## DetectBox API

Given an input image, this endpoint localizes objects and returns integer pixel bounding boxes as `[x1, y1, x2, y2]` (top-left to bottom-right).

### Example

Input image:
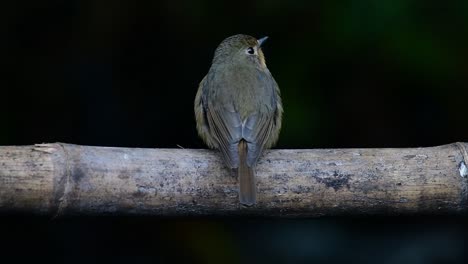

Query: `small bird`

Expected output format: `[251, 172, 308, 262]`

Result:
[194, 34, 283, 205]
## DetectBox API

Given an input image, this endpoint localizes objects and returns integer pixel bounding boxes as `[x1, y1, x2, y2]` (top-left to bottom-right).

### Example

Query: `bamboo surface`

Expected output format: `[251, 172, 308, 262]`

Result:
[0, 143, 467, 216]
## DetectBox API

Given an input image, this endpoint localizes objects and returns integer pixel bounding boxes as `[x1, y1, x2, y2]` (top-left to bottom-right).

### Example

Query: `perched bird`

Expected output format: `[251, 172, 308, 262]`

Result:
[194, 34, 283, 205]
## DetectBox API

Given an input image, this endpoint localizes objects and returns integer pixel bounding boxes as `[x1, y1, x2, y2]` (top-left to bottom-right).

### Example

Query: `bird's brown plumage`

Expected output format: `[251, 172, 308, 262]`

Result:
[194, 34, 282, 205]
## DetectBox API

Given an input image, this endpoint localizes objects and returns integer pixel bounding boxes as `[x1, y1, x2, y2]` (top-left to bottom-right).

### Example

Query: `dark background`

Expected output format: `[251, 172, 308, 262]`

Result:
[2, 0, 468, 263]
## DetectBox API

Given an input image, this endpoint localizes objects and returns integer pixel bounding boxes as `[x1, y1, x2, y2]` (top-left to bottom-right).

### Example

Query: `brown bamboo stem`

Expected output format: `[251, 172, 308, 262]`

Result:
[0, 143, 467, 216]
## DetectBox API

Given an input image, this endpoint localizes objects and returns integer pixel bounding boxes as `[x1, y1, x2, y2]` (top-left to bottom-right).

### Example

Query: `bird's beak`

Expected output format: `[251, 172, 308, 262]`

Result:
[258, 36, 268, 47]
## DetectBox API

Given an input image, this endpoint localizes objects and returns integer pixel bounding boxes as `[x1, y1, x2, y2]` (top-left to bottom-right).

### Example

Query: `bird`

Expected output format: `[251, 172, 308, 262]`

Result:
[194, 34, 283, 206]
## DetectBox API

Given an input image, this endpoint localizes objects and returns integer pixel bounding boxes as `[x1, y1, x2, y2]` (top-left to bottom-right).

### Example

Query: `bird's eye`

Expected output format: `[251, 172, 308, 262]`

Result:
[247, 47, 255, 55]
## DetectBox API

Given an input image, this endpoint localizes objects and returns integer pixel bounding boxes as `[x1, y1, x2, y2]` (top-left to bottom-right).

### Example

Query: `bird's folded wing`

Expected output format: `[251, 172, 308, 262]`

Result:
[206, 105, 242, 168]
[242, 113, 275, 167]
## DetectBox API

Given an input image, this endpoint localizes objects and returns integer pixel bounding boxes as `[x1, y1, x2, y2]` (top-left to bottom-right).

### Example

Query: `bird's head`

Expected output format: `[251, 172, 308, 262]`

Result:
[213, 34, 268, 68]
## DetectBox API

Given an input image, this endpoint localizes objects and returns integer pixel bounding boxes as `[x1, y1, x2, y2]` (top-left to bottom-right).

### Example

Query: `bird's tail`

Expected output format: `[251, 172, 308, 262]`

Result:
[238, 140, 256, 206]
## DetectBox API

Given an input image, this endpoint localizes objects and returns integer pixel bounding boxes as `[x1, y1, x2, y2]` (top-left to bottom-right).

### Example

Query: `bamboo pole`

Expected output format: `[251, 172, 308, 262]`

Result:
[0, 143, 467, 217]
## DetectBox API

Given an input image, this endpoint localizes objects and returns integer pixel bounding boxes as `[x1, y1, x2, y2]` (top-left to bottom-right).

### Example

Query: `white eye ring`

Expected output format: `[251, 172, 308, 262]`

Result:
[246, 47, 256, 55]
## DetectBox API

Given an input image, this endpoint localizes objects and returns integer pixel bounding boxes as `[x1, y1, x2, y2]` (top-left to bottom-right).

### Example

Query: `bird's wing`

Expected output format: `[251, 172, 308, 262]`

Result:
[243, 73, 282, 167]
[242, 112, 276, 167]
[205, 103, 242, 168]
[196, 75, 243, 168]
[195, 76, 216, 149]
